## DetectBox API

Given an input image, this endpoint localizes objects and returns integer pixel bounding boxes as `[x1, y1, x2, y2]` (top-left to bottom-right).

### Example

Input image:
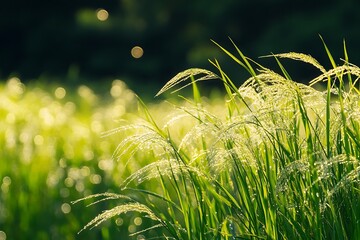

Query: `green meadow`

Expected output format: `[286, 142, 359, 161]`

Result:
[0, 78, 141, 239]
[1, 41, 360, 239]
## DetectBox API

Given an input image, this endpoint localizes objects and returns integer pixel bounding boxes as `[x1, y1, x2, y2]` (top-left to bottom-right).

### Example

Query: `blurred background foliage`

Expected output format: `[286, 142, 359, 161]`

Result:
[1, 1, 360, 239]
[1, 0, 359, 97]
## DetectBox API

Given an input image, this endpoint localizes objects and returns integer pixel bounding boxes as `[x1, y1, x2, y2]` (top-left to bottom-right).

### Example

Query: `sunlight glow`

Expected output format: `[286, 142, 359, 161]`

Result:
[131, 46, 144, 59]
[96, 9, 109, 21]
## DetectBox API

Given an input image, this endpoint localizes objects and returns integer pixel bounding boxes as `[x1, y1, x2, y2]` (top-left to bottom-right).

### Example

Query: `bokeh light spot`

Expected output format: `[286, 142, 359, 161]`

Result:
[2, 176, 11, 186]
[39, 108, 55, 127]
[0, 231, 6, 240]
[64, 177, 74, 187]
[7, 77, 25, 96]
[77, 85, 97, 103]
[60, 188, 70, 198]
[96, 9, 109, 21]
[83, 150, 94, 161]
[134, 217, 142, 226]
[98, 159, 114, 171]
[110, 80, 125, 98]
[128, 224, 136, 233]
[90, 174, 102, 184]
[115, 217, 123, 226]
[75, 182, 85, 192]
[61, 203, 71, 214]
[34, 135, 44, 146]
[131, 46, 144, 59]
[1, 176, 11, 193]
[137, 235, 145, 240]
[55, 87, 66, 99]
[91, 120, 103, 133]
[80, 166, 90, 177]
[6, 113, 15, 124]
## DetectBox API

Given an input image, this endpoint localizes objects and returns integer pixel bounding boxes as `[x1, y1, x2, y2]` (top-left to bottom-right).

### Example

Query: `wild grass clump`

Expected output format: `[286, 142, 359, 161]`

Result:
[77, 39, 360, 239]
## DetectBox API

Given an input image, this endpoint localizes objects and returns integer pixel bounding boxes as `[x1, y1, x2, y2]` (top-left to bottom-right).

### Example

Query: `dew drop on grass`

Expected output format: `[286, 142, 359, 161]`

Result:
[136, 178, 143, 184]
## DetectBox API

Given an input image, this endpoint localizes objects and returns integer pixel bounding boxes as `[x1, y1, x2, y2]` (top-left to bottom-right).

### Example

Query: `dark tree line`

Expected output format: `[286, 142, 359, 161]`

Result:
[1, 0, 359, 93]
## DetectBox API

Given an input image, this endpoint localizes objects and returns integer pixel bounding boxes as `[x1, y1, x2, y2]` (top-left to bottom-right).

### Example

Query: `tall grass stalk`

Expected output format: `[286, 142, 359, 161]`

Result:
[76, 40, 360, 239]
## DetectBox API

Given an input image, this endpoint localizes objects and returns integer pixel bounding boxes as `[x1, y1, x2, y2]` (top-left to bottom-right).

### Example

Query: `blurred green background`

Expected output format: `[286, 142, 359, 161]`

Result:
[1, 0, 359, 96]
[1, 1, 360, 239]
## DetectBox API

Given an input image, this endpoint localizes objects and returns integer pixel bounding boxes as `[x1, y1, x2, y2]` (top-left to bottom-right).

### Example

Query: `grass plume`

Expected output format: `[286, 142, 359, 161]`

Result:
[77, 39, 360, 239]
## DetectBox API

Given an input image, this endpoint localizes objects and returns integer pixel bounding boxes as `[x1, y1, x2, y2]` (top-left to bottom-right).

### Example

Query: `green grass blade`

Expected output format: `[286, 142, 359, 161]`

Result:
[320, 35, 337, 69]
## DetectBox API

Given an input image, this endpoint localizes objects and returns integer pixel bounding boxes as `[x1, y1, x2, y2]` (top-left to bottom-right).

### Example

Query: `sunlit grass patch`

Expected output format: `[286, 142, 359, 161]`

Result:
[77, 39, 360, 239]
[0, 78, 140, 239]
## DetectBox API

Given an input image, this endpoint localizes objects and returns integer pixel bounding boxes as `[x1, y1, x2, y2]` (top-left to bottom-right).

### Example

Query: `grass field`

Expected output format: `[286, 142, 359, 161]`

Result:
[1, 40, 360, 239]
[0, 78, 144, 239]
